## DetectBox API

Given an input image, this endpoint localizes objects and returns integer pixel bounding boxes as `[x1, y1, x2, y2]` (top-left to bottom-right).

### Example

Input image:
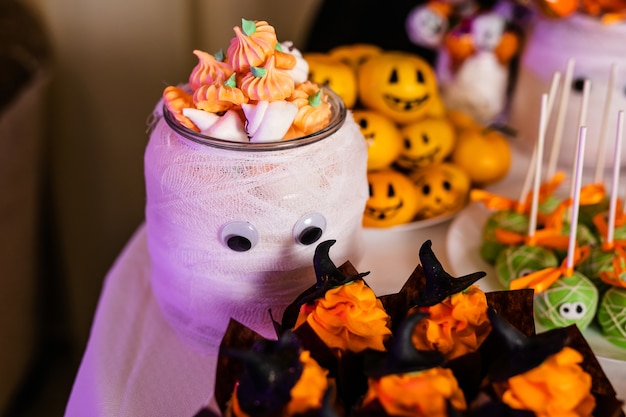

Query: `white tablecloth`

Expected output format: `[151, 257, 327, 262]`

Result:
[64, 227, 217, 416]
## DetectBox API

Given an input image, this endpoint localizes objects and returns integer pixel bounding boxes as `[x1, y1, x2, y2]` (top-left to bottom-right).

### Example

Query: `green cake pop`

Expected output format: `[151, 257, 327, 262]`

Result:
[577, 245, 619, 295]
[597, 286, 626, 349]
[480, 210, 529, 265]
[594, 210, 626, 241]
[538, 195, 562, 216]
[552, 222, 598, 261]
[494, 245, 558, 289]
[534, 271, 598, 331]
[578, 196, 610, 231]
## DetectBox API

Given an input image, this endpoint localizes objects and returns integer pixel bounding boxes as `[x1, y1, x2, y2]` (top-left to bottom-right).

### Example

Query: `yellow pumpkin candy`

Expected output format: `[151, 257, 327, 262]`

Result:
[304, 53, 357, 108]
[451, 127, 511, 186]
[357, 52, 444, 125]
[396, 116, 456, 171]
[352, 110, 403, 171]
[328, 43, 383, 72]
[363, 169, 419, 228]
[410, 162, 470, 219]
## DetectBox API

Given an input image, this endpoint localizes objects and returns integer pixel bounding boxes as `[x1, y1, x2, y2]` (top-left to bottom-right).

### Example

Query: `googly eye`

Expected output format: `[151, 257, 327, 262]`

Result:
[571, 77, 589, 93]
[293, 212, 327, 245]
[220, 221, 259, 252]
[559, 302, 587, 320]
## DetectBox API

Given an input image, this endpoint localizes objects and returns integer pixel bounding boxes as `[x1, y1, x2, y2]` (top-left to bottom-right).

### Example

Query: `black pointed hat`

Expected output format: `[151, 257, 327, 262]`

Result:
[412, 240, 486, 307]
[296, 239, 370, 305]
[487, 307, 570, 382]
[222, 331, 303, 415]
[367, 311, 445, 378]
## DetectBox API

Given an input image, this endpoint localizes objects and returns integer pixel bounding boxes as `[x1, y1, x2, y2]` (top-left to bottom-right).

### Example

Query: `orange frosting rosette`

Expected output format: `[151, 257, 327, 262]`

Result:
[294, 279, 392, 354]
[162, 86, 199, 132]
[285, 350, 330, 416]
[239, 55, 295, 102]
[362, 368, 467, 417]
[494, 347, 595, 417]
[188, 49, 234, 91]
[411, 285, 491, 360]
[193, 74, 248, 113]
[227, 19, 278, 73]
[284, 81, 332, 138]
[231, 350, 330, 417]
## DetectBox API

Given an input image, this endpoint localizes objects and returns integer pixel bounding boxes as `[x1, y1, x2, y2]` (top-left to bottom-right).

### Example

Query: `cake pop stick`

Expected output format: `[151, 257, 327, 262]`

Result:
[566, 126, 587, 272]
[567, 79, 591, 215]
[518, 74, 561, 212]
[528, 94, 549, 240]
[593, 64, 618, 184]
[607, 111, 625, 246]
[547, 59, 575, 180]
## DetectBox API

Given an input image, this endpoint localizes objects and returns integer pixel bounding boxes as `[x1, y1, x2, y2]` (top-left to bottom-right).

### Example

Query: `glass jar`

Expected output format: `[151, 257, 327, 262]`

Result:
[144, 89, 368, 352]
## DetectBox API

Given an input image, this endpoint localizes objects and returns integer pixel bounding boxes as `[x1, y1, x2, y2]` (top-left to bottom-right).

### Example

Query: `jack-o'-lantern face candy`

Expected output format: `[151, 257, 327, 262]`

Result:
[304, 53, 357, 108]
[410, 162, 470, 219]
[328, 43, 383, 72]
[357, 52, 444, 125]
[363, 169, 419, 228]
[353, 110, 403, 170]
[396, 117, 456, 171]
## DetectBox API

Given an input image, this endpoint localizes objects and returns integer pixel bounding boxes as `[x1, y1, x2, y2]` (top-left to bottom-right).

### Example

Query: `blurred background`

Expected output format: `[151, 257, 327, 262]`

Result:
[1, 0, 430, 415]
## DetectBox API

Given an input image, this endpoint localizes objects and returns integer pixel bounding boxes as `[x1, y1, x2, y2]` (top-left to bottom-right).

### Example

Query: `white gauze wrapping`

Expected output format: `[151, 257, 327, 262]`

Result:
[508, 14, 626, 168]
[144, 110, 369, 353]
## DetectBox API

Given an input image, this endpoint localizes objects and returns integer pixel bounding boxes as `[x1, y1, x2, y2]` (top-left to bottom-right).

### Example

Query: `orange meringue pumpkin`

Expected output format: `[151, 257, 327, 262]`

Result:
[227, 19, 278, 73]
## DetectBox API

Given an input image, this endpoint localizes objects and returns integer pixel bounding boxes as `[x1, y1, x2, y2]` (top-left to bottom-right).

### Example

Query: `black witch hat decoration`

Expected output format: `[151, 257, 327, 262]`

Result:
[412, 240, 486, 307]
[222, 330, 304, 416]
[367, 311, 445, 378]
[292, 239, 370, 306]
[486, 307, 570, 382]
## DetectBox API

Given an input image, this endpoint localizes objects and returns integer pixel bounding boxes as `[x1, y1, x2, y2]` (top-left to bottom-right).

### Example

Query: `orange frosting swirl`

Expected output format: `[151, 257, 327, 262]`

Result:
[188, 50, 234, 91]
[193, 78, 248, 113]
[495, 347, 595, 417]
[362, 368, 467, 417]
[411, 285, 491, 360]
[294, 280, 392, 353]
[227, 19, 277, 73]
[287, 81, 332, 135]
[162, 86, 199, 132]
[239, 55, 295, 102]
[230, 350, 329, 417]
[286, 350, 330, 416]
[274, 49, 297, 70]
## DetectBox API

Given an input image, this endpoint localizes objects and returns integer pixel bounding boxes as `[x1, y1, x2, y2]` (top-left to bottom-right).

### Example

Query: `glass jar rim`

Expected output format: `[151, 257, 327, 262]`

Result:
[163, 87, 347, 152]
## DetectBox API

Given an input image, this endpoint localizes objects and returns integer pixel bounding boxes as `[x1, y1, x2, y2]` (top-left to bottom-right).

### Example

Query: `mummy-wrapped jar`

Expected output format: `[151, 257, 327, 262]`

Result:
[145, 90, 368, 352]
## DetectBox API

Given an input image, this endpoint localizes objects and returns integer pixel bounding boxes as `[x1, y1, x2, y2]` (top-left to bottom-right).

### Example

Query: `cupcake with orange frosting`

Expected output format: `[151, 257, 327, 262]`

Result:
[356, 312, 467, 417]
[193, 238, 625, 417]
[282, 240, 392, 358]
[224, 331, 332, 417]
[481, 308, 596, 417]
[162, 18, 335, 143]
[408, 240, 490, 361]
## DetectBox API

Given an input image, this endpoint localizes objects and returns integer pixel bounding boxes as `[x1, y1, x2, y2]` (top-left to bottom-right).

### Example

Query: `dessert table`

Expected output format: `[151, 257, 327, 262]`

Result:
[65, 139, 626, 416]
